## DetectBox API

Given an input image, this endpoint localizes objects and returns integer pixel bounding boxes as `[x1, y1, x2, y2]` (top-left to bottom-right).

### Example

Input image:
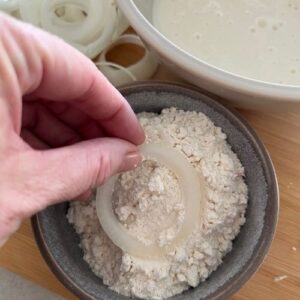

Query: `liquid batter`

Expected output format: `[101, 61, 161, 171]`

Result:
[153, 0, 300, 85]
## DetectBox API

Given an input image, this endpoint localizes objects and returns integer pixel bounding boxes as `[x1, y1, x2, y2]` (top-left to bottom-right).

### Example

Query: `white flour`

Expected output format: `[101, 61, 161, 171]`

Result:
[67, 108, 248, 299]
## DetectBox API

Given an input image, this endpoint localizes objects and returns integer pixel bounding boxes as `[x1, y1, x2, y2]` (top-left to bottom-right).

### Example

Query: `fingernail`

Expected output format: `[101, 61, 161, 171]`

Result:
[137, 128, 146, 145]
[120, 151, 142, 172]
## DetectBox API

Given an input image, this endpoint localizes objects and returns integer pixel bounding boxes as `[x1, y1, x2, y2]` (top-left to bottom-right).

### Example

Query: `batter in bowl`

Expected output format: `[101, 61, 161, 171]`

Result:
[153, 0, 300, 85]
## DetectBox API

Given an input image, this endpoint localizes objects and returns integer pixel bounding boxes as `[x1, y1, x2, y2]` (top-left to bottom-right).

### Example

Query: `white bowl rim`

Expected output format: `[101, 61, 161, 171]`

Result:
[117, 0, 300, 103]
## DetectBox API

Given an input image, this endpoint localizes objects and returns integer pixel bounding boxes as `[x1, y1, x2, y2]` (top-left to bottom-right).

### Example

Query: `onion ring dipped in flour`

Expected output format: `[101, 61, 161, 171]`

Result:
[0, 0, 19, 12]
[95, 34, 158, 86]
[96, 143, 204, 259]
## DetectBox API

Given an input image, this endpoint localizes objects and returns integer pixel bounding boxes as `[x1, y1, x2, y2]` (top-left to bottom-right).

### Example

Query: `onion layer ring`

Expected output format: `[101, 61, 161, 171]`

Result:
[54, 4, 86, 24]
[0, 0, 19, 12]
[40, 0, 105, 44]
[96, 34, 158, 86]
[112, 2, 129, 40]
[19, 0, 41, 26]
[71, 2, 116, 59]
[96, 143, 204, 258]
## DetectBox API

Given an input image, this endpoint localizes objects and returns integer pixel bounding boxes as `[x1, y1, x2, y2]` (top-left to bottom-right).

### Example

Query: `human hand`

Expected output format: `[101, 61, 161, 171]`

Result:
[0, 13, 145, 246]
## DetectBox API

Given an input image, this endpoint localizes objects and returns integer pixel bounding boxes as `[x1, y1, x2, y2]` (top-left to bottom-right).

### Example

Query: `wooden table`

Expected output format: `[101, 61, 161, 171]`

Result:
[0, 60, 300, 300]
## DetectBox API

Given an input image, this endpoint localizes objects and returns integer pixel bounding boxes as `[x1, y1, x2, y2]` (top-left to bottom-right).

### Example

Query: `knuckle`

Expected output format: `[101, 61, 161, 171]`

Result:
[94, 151, 112, 186]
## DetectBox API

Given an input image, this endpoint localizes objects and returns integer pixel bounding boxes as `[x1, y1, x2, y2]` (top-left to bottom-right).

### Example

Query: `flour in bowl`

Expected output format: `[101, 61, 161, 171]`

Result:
[67, 108, 248, 299]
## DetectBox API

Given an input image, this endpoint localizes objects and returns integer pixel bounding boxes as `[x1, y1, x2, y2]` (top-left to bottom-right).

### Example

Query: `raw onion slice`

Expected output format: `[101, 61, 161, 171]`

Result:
[19, 0, 41, 26]
[10, 0, 130, 60]
[40, 0, 105, 44]
[10, 9, 21, 19]
[71, 3, 116, 59]
[95, 34, 158, 86]
[112, 2, 129, 40]
[96, 143, 204, 258]
[95, 61, 137, 83]
[0, 0, 19, 12]
[54, 6, 65, 17]
[54, 4, 86, 24]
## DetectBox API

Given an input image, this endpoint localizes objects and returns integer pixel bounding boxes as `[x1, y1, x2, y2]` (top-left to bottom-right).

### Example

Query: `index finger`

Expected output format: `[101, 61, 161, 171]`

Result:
[3, 14, 145, 145]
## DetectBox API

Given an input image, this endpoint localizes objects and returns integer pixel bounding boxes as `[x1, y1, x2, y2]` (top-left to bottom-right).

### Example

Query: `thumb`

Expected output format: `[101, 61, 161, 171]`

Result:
[26, 138, 141, 212]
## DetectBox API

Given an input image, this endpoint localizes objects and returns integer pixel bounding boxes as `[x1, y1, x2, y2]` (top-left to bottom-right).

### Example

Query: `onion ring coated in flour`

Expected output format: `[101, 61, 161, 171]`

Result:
[96, 143, 204, 258]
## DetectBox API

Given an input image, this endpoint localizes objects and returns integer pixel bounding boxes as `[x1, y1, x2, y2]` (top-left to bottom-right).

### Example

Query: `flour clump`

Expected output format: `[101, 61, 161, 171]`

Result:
[67, 108, 248, 299]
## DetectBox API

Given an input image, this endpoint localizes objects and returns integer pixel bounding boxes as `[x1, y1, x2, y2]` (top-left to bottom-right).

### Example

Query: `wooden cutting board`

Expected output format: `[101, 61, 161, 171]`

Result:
[0, 52, 300, 300]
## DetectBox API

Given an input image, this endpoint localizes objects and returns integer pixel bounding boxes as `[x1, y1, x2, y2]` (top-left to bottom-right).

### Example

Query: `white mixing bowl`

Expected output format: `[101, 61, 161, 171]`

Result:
[117, 0, 300, 111]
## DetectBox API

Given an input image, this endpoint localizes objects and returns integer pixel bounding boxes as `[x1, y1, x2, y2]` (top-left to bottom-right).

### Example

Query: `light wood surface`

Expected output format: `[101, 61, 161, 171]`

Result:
[1, 51, 300, 300]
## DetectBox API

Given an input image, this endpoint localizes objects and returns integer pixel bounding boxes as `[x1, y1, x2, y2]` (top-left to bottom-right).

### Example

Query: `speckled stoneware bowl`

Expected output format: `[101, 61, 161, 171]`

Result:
[32, 82, 279, 300]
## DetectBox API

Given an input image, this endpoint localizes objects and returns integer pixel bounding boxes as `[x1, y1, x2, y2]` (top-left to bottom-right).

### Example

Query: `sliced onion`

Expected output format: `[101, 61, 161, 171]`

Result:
[95, 34, 158, 86]
[55, 6, 65, 17]
[11, 0, 130, 61]
[112, 2, 130, 40]
[40, 0, 105, 44]
[95, 61, 137, 83]
[14, 1, 154, 78]
[19, 0, 41, 26]
[71, 3, 116, 59]
[54, 4, 86, 23]
[10, 9, 21, 19]
[0, 0, 19, 12]
[96, 143, 205, 258]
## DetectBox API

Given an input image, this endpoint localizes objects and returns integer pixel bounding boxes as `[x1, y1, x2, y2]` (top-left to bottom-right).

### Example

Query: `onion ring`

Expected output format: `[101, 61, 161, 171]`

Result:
[0, 0, 19, 12]
[71, 2, 116, 59]
[54, 4, 86, 24]
[11, 9, 21, 19]
[8, 0, 131, 61]
[96, 34, 158, 85]
[112, 2, 129, 40]
[95, 61, 137, 83]
[96, 143, 204, 258]
[40, 0, 105, 44]
[19, 0, 41, 26]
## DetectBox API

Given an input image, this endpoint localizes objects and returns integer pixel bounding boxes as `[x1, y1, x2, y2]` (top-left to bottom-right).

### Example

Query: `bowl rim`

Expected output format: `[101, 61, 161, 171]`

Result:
[117, 0, 300, 103]
[32, 81, 279, 300]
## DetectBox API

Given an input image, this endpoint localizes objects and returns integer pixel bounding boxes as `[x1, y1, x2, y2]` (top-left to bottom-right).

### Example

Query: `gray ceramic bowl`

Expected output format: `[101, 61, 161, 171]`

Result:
[32, 82, 279, 300]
